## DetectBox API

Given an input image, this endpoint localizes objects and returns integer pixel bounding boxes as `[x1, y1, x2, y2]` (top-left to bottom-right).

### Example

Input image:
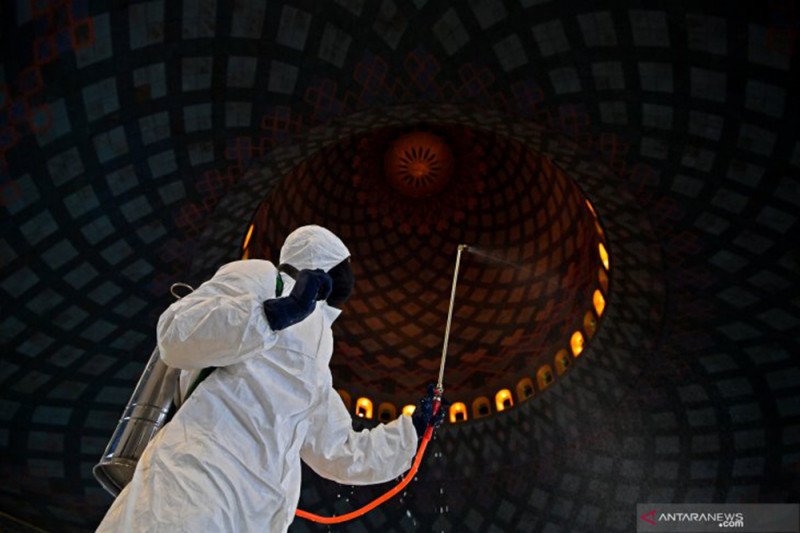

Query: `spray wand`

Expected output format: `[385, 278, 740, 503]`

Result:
[296, 244, 468, 524]
[427, 243, 467, 433]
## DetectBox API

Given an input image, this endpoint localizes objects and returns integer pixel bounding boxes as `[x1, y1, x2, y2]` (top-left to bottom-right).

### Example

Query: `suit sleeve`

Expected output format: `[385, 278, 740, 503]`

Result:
[300, 388, 418, 485]
[156, 262, 278, 369]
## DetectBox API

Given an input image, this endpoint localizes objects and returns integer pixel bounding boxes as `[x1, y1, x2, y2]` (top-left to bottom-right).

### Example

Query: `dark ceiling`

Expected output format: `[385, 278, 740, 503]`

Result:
[1, 0, 798, 531]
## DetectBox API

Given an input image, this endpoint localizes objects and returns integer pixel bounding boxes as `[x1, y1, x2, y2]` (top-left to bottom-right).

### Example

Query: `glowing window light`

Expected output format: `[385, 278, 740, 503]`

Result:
[598, 242, 610, 270]
[583, 310, 597, 338]
[593, 289, 606, 317]
[449, 402, 468, 423]
[537, 365, 554, 389]
[242, 224, 254, 250]
[516, 377, 535, 401]
[555, 349, 571, 375]
[355, 397, 373, 419]
[402, 404, 416, 416]
[570, 331, 585, 357]
[495, 389, 514, 412]
[585, 199, 597, 217]
[595, 220, 604, 237]
[472, 397, 491, 418]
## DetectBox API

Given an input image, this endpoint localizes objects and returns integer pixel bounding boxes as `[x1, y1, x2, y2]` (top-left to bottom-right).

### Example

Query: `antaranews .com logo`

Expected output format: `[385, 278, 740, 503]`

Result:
[640, 509, 744, 528]
[636, 503, 798, 532]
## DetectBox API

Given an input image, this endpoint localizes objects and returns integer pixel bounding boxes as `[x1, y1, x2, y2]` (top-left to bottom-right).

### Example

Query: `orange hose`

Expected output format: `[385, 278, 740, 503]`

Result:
[295, 426, 434, 525]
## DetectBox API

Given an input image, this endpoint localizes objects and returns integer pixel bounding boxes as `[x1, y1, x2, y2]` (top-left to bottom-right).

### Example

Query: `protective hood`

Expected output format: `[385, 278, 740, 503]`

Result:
[279, 225, 350, 273]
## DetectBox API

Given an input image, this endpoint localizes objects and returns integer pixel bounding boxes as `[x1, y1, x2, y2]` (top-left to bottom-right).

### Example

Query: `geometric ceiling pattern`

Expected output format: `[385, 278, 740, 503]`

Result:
[243, 123, 606, 406]
[1, 0, 798, 530]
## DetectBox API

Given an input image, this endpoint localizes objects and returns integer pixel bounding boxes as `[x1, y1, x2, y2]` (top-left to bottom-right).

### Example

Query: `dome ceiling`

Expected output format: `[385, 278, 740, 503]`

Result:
[1, 0, 798, 531]
[245, 124, 607, 406]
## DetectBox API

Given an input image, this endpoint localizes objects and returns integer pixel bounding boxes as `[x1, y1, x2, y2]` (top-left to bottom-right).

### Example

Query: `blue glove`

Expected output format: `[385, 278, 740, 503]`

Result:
[411, 384, 450, 438]
[263, 269, 332, 331]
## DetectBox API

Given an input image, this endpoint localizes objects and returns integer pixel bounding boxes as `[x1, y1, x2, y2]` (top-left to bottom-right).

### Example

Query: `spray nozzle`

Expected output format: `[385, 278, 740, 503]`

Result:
[457, 244, 469, 252]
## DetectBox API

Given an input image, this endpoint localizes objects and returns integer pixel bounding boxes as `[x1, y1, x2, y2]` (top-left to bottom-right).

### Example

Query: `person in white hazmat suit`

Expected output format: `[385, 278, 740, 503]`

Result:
[97, 225, 444, 532]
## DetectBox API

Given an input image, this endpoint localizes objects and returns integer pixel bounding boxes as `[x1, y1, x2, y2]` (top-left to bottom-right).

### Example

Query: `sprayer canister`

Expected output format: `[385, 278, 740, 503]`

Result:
[93, 347, 179, 496]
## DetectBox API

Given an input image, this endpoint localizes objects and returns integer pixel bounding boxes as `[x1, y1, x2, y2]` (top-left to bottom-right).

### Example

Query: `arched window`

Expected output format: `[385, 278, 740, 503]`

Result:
[472, 397, 491, 419]
[449, 402, 468, 423]
[583, 310, 597, 338]
[598, 242, 610, 270]
[554, 349, 572, 375]
[516, 377, 535, 401]
[585, 199, 597, 217]
[355, 397, 373, 419]
[594, 220, 604, 238]
[337, 389, 352, 411]
[598, 268, 609, 293]
[570, 331, 584, 357]
[495, 389, 514, 412]
[593, 289, 606, 317]
[242, 224, 254, 250]
[377, 402, 396, 422]
[402, 404, 416, 416]
[537, 365, 554, 389]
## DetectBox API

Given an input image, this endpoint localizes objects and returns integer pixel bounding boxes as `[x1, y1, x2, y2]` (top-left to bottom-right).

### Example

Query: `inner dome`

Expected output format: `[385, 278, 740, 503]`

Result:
[245, 124, 607, 411]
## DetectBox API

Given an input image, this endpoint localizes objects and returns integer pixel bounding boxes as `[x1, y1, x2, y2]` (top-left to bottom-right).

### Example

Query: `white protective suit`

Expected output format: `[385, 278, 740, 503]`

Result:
[97, 225, 418, 532]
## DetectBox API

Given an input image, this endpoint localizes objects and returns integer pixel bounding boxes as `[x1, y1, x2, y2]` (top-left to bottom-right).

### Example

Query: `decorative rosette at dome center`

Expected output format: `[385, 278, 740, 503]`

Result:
[351, 125, 487, 234]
